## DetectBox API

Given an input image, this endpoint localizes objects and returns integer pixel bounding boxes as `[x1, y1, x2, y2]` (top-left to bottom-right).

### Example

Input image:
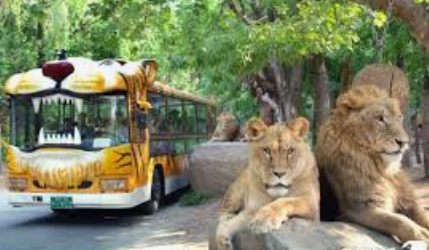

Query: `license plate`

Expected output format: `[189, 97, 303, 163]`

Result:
[50, 197, 73, 209]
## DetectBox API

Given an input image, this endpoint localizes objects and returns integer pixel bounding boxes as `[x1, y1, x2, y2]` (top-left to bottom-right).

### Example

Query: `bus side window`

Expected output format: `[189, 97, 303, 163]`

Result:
[148, 92, 167, 135]
[168, 97, 186, 155]
[183, 101, 197, 134]
[168, 97, 183, 134]
[207, 106, 215, 134]
[197, 105, 208, 134]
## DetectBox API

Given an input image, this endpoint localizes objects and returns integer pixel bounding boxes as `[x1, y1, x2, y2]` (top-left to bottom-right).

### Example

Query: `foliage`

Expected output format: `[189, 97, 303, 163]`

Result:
[0, 0, 426, 125]
[179, 190, 215, 207]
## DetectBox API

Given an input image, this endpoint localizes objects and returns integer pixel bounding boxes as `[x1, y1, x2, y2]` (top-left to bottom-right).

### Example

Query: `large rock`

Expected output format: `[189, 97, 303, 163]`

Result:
[352, 64, 409, 112]
[189, 142, 249, 195]
[209, 219, 401, 250]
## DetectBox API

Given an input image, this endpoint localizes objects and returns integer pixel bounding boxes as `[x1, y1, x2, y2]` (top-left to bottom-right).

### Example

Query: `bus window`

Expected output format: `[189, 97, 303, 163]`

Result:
[172, 139, 186, 155]
[197, 104, 208, 134]
[183, 101, 197, 134]
[80, 95, 129, 148]
[207, 106, 215, 133]
[187, 138, 199, 151]
[148, 92, 167, 135]
[11, 95, 128, 150]
[12, 98, 36, 150]
[150, 139, 170, 156]
[168, 97, 183, 134]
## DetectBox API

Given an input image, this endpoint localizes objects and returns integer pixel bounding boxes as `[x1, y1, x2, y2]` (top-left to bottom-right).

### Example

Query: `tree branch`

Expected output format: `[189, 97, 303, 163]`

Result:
[352, 0, 429, 53]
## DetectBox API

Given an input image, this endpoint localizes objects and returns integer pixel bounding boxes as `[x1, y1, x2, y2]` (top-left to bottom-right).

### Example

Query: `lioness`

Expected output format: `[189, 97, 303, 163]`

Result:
[216, 117, 320, 250]
[316, 84, 429, 244]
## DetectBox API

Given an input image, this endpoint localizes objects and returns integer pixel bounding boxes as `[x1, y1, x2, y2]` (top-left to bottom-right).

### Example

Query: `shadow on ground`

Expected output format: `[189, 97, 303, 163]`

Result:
[0, 190, 218, 250]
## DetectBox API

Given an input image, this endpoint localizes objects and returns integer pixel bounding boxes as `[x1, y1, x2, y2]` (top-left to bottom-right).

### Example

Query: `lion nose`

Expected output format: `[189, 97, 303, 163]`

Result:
[273, 171, 286, 178]
[395, 138, 408, 148]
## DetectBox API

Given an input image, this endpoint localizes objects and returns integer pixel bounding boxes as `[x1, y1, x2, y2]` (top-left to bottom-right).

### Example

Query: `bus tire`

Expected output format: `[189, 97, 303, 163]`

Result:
[142, 167, 164, 214]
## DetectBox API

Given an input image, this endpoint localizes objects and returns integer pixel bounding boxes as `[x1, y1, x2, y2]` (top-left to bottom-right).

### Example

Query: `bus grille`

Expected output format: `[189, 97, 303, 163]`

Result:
[33, 180, 93, 190]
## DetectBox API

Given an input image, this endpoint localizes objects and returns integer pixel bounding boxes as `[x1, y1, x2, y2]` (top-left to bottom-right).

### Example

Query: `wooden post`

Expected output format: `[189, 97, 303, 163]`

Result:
[414, 112, 422, 164]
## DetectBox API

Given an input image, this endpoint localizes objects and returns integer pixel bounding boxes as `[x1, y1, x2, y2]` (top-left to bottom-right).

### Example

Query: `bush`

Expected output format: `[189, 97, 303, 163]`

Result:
[179, 190, 216, 207]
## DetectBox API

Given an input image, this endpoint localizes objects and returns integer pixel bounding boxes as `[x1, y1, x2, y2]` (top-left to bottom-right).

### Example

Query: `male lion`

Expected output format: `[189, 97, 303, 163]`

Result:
[210, 112, 242, 142]
[316, 84, 429, 244]
[216, 117, 320, 250]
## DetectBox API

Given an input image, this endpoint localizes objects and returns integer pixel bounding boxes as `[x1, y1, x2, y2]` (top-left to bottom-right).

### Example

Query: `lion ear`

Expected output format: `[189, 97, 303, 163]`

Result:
[245, 118, 267, 141]
[288, 117, 309, 138]
[336, 85, 388, 113]
[336, 93, 361, 111]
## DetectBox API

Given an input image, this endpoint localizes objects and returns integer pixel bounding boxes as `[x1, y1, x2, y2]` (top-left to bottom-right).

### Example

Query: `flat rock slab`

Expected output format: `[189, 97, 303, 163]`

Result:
[209, 219, 401, 250]
[189, 142, 249, 195]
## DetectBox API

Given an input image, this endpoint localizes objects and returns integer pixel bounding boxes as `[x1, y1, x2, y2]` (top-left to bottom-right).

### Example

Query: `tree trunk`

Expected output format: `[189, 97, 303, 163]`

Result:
[37, 20, 45, 66]
[422, 72, 429, 179]
[403, 111, 413, 168]
[340, 55, 352, 94]
[414, 114, 422, 164]
[351, 0, 429, 53]
[268, 57, 301, 122]
[311, 54, 330, 143]
[256, 57, 302, 123]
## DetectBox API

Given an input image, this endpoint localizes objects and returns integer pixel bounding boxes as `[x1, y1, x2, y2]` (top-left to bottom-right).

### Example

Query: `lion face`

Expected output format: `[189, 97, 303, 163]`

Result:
[336, 85, 409, 168]
[217, 112, 238, 131]
[245, 117, 311, 198]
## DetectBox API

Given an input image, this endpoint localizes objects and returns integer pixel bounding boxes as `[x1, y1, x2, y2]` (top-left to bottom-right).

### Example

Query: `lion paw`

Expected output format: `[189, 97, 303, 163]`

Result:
[417, 226, 429, 243]
[217, 234, 234, 250]
[248, 208, 286, 234]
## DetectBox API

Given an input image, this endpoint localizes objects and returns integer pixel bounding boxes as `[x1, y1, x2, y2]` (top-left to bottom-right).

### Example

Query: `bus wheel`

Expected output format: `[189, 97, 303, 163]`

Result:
[143, 168, 163, 214]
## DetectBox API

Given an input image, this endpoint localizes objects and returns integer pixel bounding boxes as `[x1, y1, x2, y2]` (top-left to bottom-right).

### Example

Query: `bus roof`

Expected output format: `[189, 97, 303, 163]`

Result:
[3, 57, 216, 106]
[149, 82, 216, 106]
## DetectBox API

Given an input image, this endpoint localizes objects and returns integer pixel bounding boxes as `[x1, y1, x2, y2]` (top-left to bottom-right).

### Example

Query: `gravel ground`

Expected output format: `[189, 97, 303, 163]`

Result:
[133, 199, 220, 250]
[0, 165, 426, 250]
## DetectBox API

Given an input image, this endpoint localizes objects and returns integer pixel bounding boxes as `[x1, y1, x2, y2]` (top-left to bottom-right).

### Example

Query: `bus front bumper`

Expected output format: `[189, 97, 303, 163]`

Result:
[8, 185, 150, 209]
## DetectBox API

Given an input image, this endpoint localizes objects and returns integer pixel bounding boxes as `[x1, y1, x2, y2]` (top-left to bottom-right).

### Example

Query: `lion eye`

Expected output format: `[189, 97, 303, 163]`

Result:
[263, 147, 271, 159]
[287, 147, 295, 155]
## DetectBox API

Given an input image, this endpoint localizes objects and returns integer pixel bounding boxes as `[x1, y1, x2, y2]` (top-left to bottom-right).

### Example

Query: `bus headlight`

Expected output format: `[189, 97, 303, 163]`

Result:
[100, 179, 127, 192]
[9, 177, 28, 190]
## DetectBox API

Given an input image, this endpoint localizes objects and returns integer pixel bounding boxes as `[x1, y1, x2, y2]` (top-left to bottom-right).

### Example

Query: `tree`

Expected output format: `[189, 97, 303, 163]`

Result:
[422, 72, 429, 179]
[311, 54, 330, 142]
[0, 0, 426, 150]
[352, 0, 429, 53]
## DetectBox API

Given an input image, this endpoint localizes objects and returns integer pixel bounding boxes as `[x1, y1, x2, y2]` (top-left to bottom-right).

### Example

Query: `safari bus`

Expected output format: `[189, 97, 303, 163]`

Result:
[2, 57, 216, 214]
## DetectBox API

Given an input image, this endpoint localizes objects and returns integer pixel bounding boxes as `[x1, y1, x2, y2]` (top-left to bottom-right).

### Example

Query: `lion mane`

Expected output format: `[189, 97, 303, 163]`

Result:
[316, 84, 429, 244]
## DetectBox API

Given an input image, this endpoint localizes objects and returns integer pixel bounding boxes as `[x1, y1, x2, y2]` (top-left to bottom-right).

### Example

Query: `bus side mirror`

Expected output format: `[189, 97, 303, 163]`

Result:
[141, 60, 157, 86]
[138, 100, 152, 110]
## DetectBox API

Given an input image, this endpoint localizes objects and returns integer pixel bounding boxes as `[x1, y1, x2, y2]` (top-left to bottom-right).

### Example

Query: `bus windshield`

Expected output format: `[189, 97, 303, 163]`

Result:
[11, 94, 129, 151]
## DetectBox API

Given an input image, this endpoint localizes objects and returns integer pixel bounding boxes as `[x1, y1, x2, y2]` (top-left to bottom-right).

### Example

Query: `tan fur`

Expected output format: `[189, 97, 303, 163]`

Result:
[316, 84, 429, 244]
[216, 117, 320, 250]
[210, 112, 242, 142]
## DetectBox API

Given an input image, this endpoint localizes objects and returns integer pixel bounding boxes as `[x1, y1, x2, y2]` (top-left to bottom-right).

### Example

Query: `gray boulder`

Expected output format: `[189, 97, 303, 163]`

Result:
[209, 219, 401, 250]
[189, 142, 249, 195]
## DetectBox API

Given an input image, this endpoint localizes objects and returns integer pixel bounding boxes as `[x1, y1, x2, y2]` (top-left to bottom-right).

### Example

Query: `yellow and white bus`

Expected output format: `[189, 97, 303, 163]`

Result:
[3, 57, 216, 213]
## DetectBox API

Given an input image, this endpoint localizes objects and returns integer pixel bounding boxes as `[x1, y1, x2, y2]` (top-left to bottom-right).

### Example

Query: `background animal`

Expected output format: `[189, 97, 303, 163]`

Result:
[210, 112, 242, 142]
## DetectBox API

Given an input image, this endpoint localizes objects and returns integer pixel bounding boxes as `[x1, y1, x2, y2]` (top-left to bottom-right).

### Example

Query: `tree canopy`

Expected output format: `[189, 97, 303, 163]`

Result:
[0, 0, 427, 121]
